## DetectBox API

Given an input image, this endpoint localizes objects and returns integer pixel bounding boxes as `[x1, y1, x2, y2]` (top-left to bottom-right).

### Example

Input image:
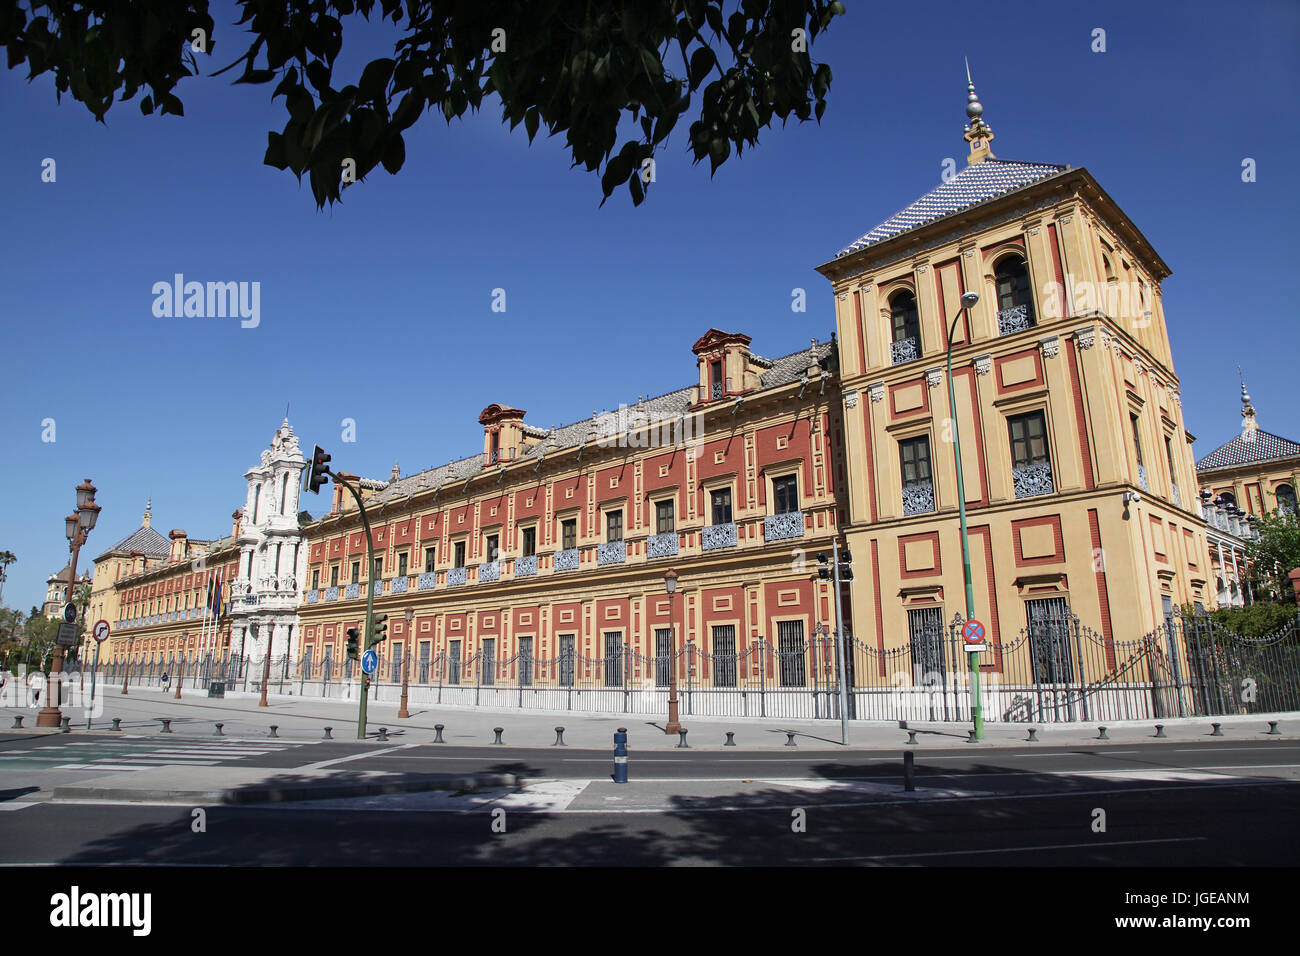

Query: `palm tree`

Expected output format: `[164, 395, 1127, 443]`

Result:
[0, 551, 15, 606]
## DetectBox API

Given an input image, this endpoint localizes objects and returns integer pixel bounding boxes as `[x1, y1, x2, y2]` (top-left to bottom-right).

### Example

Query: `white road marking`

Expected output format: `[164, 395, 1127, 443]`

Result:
[299, 743, 418, 770]
[810, 836, 1208, 862]
[0, 802, 37, 811]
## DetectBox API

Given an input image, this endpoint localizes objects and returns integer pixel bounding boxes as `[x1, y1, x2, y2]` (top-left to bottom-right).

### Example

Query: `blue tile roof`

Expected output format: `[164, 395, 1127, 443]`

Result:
[96, 524, 171, 561]
[1196, 429, 1300, 473]
[835, 159, 1068, 258]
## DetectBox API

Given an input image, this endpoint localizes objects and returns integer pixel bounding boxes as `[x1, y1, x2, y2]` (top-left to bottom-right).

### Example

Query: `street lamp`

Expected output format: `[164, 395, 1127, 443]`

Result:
[664, 569, 683, 735]
[174, 633, 186, 699]
[945, 292, 985, 740]
[399, 608, 413, 718]
[38, 479, 99, 728]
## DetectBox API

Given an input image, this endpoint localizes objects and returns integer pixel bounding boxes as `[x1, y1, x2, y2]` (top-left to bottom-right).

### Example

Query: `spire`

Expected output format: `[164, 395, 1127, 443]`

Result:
[143, 496, 152, 529]
[963, 59, 995, 164]
[1239, 366, 1258, 437]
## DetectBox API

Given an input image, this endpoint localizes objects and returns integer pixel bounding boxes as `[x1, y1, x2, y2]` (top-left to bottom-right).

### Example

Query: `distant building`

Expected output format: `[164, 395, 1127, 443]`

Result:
[42, 563, 91, 619]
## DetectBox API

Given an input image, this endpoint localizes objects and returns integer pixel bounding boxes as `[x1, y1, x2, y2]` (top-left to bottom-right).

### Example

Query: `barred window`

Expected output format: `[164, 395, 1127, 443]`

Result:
[712, 625, 737, 687]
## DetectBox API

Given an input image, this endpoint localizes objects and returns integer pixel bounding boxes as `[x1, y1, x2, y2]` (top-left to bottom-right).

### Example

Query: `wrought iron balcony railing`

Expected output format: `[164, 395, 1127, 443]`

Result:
[478, 561, 500, 583]
[1012, 461, 1054, 498]
[344, 583, 359, 600]
[1137, 464, 1149, 492]
[702, 522, 738, 551]
[647, 532, 678, 559]
[597, 541, 627, 566]
[901, 481, 935, 516]
[447, 567, 467, 587]
[515, 555, 538, 577]
[997, 303, 1034, 335]
[392, 576, 409, 594]
[764, 511, 805, 541]
[417, 571, 437, 590]
[554, 548, 580, 572]
[891, 335, 919, 365]
[324, 586, 339, 602]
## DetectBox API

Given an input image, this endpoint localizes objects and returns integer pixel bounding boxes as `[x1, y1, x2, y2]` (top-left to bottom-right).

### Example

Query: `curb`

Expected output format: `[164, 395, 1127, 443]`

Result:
[51, 772, 519, 806]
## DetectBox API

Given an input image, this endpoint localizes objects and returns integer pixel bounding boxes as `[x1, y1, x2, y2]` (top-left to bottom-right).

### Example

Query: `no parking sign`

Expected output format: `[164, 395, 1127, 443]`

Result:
[963, 619, 987, 653]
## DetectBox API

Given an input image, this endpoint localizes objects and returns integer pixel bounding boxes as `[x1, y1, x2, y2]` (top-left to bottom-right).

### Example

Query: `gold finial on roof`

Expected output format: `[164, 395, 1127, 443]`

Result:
[963, 59, 995, 164]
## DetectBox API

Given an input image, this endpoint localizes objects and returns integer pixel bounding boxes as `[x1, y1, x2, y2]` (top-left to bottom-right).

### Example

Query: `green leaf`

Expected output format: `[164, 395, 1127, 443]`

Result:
[524, 106, 539, 142]
[381, 133, 405, 174]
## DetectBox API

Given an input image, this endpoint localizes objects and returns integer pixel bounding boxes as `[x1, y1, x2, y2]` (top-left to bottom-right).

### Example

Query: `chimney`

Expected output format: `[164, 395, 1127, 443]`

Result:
[232, 508, 244, 540]
[168, 529, 188, 562]
[479, 404, 528, 465]
[691, 329, 756, 405]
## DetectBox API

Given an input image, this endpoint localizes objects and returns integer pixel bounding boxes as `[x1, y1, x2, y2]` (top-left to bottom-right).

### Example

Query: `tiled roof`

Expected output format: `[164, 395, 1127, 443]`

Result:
[835, 159, 1068, 258]
[1196, 429, 1300, 473]
[356, 339, 836, 510]
[96, 524, 171, 561]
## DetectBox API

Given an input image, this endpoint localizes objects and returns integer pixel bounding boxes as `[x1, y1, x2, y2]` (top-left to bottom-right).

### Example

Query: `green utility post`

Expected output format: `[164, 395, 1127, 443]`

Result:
[947, 295, 983, 740]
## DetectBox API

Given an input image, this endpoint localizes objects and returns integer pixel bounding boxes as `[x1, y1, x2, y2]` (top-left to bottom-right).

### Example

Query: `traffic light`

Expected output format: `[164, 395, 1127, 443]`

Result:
[345, 627, 360, 661]
[840, 548, 854, 582]
[369, 613, 388, 647]
[816, 550, 853, 581]
[817, 553, 831, 580]
[305, 444, 331, 494]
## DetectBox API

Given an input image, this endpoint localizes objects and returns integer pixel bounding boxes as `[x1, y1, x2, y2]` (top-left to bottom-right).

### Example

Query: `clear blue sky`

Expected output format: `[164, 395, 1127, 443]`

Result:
[1, 0, 1297, 611]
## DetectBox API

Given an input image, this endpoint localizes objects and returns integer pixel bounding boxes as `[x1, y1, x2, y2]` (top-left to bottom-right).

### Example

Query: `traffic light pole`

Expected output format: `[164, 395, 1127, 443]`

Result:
[947, 311, 983, 740]
[329, 472, 379, 740]
[832, 539, 849, 746]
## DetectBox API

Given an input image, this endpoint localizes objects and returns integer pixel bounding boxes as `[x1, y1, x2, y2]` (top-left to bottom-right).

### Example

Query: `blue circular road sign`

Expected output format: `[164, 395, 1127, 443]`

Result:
[361, 649, 378, 675]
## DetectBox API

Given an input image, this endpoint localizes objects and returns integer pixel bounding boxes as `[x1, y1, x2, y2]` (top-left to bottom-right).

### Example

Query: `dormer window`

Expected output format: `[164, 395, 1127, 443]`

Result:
[711, 360, 724, 400]
[995, 255, 1035, 334]
[889, 291, 920, 365]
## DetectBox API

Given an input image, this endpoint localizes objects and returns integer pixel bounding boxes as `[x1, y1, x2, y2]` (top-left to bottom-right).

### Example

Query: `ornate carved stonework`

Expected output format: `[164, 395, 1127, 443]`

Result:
[844, 388, 859, 409]
[1075, 326, 1097, 350]
[868, 382, 885, 403]
[973, 354, 991, 376]
[926, 367, 943, 388]
[1039, 334, 1060, 359]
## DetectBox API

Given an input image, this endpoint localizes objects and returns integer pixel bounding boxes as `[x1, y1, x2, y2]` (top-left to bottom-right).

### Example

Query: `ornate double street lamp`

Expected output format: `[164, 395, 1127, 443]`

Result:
[664, 569, 683, 736]
[399, 608, 413, 718]
[946, 291, 984, 740]
[37, 479, 100, 728]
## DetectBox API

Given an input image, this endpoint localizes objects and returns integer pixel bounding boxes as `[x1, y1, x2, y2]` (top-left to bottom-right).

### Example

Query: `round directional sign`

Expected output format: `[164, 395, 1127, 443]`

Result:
[962, 619, 986, 644]
[93, 619, 111, 643]
[361, 649, 378, 675]
[62, 602, 78, 624]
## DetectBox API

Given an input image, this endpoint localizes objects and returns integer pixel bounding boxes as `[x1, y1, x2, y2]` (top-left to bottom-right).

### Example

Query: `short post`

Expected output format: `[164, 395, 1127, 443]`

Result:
[323, 726, 333, 739]
[213, 722, 224, 736]
[1026, 727, 1038, 742]
[613, 727, 628, 784]
[965, 729, 977, 743]
[906, 730, 918, 745]
[268, 725, 279, 738]
[553, 726, 566, 746]
[676, 728, 690, 749]
[110, 717, 121, 732]
[1097, 726, 1108, 740]
[377, 727, 388, 741]
[903, 750, 916, 792]
[157, 718, 172, 734]
[492, 726, 504, 745]
[10, 715, 22, 729]
[1154, 724, 1167, 738]
[1267, 721, 1280, 736]
[60, 716, 71, 733]
[433, 723, 445, 743]
[784, 731, 797, 747]
[1210, 723, 1223, 737]
[724, 732, 736, 747]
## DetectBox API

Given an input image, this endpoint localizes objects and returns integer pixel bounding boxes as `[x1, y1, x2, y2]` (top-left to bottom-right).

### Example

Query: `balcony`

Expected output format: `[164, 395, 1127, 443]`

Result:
[392, 576, 409, 594]
[764, 512, 805, 541]
[647, 532, 678, 559]
[447, 567, 467, 587]
[417, 571, 437, 590]
[306, 589, 319, 604]
[1012, 462, 1054, 499]
[702, 522, 738, 551]
[711, 382, 723, 400]
[372, 580, 384, 597]
[555, 548, 580, 572]
[901, 482, 935, 516]
[1137, 464, 1149, 492]
[345, 583, 360, 600]
[324, 586, 339, 602]
[997, 303, 1034, 335]
[515, 555, 538, 578]
[598, 541, 627, 566]
[891, 336, 919, 366]
[479, 561, 500, 583]
[1172, 483, 1181, 507]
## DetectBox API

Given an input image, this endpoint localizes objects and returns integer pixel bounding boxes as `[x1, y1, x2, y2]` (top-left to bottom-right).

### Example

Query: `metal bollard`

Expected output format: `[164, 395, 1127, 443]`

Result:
[60, 717, 71, 733]
[322, 726, 333, 739]
[110, 718, 121, 732]
[492, 727, 504, 745]
[1210, 723, 1223, 737]
[903, 750, 916, 792]
[433, 724, 445, 744]
[1267, 721, 1280, 736]
[1097, 726, 1108, 740]
[268, 725, 279, 738]
[9, 716, 21, 729]
[157, 718, 172, 734]
[676, 728, 690, 749]
[553, 726, 566, 746]
[214, 722, 224, 736]
[1026, 727, 1038, 742]
[1154, 724, 1167, 738]
[965, 729, 977, 743]
[377, 727, 389, 742]
[784, 731, 797, 747]
[906, 731, 918, 746]
[613, 728, 628, 784]
[724, 732, 736, 747]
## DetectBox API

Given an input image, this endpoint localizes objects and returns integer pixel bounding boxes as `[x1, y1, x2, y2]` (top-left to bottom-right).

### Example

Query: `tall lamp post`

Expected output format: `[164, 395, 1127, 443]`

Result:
[664, 569, 682, 735]
[399, 608, 413, 718]
[946, 291, 984, 740]
[174, 634, 186, 699]
[37, 479, 100, 728]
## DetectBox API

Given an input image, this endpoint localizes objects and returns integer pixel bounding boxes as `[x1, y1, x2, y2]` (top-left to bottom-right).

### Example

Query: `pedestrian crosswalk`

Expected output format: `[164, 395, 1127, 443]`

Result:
[0, 737, 300, 772]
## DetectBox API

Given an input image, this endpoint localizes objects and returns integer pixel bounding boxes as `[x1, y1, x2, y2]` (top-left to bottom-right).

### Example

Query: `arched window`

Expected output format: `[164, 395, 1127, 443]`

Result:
[281, 473, 290, 514]
[1277, 484, 1296, 515]
[1218, 491, 1237, 509]
[889, 290, 920, 365]
[994, 255, 1035, 334]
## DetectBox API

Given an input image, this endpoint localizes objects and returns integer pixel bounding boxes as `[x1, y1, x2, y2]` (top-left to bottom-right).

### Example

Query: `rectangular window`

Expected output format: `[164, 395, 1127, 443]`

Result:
[424, 547, 436, 573]
[480, 639, 496, 686]
[606, 510, 623, 542]
[604, 632, 624, 687]
[1131, 414, 1145, 466]
[1165, 436, 1177, 479]
[655, 628, 672, 687]
[777, 620, 806, 687]
[908, 606, 946, 685]
[711, 359, 723, 399]
[522, 526, 536, 557]
[1009, 411, 1050, 468]
[711, 488, 733, 525]
[561, 518, 577, 551]
[453, 541, 466, 568]
[518, 636, 533, 687]
[397, 552, 407, 577]
[900, 436, 932, 486]
[485, 534, 499, 562]
[372, 556, 382, 579]
[559, 635, 575, 686]
[312, 568, 321, 589]
[418, 642, 430, 683]
[1025, 597, 1074, 684]
[773, 475, 799, 514]
[330, 566, 339, 587]
[655, 500, 675, 534]
[351, 561, 360, 584]
[712, 625, 737, 687]
[448, 640, 462, 685]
